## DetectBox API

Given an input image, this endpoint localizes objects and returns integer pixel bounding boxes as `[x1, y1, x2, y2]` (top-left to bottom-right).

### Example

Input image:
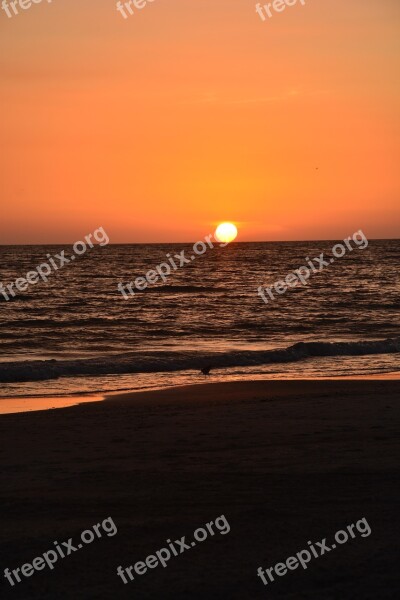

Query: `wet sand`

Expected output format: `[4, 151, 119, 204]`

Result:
[0, 395, 103, 415]
[1, 372, 399, 416]
[0, 379, 399, 599]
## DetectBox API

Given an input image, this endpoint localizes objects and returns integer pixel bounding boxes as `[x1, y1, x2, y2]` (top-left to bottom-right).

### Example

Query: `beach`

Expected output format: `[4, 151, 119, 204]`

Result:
[2, 0, 399, 598]
[0, 379, 399, 599]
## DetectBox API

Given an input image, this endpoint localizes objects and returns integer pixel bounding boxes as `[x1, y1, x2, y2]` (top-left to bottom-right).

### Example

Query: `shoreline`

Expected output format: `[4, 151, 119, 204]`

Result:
[0, 394, 104, 415]
[0, 373, 399, 415]
[0, 372, 400, 415]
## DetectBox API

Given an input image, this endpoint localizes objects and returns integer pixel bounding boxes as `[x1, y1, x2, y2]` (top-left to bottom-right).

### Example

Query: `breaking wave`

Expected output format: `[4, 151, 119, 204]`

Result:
[0, 337, 399, 384]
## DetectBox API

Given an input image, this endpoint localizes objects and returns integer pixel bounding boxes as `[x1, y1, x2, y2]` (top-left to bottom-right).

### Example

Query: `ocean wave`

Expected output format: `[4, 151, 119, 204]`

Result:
[134, 285, 223, 294]
[0, 337, 399, 384]
[0, 317, 144, 329]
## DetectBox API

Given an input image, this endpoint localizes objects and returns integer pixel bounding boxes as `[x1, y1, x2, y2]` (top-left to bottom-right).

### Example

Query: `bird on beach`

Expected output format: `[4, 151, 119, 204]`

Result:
[201, 365, 212, 376]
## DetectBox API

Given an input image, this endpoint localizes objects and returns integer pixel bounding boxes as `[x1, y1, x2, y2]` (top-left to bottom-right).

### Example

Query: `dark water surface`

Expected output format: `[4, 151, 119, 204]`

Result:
[0, 240, 399, 398]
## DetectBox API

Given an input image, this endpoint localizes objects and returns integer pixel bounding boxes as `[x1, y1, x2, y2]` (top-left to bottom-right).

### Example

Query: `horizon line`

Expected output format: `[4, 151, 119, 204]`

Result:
[0, 237, 399, 246]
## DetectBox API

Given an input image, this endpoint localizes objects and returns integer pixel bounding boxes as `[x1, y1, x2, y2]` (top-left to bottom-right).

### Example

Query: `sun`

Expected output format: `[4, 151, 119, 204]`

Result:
[215, 222, 238, 244]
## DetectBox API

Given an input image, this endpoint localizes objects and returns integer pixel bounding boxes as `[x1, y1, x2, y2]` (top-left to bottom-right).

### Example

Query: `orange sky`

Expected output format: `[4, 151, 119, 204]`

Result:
[0, 0, 399, 243]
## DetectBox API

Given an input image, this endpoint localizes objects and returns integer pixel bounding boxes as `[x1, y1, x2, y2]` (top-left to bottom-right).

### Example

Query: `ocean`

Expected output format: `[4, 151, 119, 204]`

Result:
[0, 240, 399, 400]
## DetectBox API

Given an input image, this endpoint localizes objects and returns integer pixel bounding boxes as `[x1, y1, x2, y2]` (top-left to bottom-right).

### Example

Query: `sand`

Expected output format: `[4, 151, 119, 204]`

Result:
[0, 379, 399, 599]
[0, 395, 104, 416]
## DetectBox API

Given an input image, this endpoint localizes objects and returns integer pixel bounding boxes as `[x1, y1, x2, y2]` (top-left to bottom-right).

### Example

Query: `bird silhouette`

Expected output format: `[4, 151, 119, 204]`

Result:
[201, 365, 212, 376]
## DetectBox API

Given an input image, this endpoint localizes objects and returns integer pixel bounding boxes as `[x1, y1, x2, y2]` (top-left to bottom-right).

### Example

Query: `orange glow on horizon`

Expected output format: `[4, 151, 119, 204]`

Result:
[0, 0, 399, 243]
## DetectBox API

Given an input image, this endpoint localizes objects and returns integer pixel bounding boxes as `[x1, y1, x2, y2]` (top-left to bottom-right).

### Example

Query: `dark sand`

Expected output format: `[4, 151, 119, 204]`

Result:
[0, 380, 399, 599]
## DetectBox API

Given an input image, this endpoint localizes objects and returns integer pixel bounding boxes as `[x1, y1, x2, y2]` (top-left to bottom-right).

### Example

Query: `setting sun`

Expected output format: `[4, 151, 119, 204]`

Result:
[215, 223, 238, 244]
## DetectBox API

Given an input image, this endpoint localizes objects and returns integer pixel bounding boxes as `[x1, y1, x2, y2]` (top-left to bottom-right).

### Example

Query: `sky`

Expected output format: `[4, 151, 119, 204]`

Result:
[0, 0, 399, 243]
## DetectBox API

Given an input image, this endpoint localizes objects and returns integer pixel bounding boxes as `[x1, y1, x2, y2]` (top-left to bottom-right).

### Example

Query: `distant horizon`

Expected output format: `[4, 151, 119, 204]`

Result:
[1, 236, 399, 247]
